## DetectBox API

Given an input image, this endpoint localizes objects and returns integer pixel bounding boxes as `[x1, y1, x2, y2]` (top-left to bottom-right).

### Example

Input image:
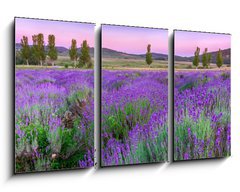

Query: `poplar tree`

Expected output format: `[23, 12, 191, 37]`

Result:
[31, 34, 45, 66]
[37, 33, 46, 66]
[206, 53, 212, 68]
[193, 47, 200, 69]
[47, 34, 58, 66]
[146, 44, 153, 67]
[216, 49, 223, 68]
[202, 48, 208, 68]
[79, 40, 92, 68]
[20, 36, 31, 65]
[31, 35, 39, 64]
[69, 39, 78, 67]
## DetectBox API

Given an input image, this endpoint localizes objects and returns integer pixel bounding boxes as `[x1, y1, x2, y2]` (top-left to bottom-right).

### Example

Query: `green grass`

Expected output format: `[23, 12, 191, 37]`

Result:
[174, 61, 230, 69]
[102, 58, 168, 69]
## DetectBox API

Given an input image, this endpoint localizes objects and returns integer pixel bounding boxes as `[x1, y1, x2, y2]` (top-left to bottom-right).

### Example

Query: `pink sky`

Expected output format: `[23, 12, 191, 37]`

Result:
[175, 30, 231, 56]
[15, 17, 95, 48]
[102, 25, 168, 54]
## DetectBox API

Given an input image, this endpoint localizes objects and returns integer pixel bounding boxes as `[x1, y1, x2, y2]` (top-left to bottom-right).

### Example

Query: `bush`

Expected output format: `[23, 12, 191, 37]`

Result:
[64, 63, 69, 68]
[76, 61, 84, 68]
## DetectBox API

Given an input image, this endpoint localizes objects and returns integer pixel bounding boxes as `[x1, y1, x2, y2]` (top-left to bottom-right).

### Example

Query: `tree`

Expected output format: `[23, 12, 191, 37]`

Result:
[206, 53, 212, 68]
[47, 34, 58, 66]
[202, 48, 211, 68]
[78, 40, 92, 68]
[31, 34, 46, 66]
[20, 36, 31, 65]
[193, 47, 200, 69]
[16, 51, 24, 65]
[31, 35, 39, 65]
[202, 48, 208, 68]
[69, 39, 78, 67]
[216, 49, 223, 68]
[37, 33, 46, 66]
[146, 44, 153, 67]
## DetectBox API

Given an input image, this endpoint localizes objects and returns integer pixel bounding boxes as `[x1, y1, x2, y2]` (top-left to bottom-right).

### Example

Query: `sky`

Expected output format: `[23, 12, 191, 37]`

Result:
[102, 25, 168, 54]
[15, 18, 95, 48]
[175, 30, 231, 57]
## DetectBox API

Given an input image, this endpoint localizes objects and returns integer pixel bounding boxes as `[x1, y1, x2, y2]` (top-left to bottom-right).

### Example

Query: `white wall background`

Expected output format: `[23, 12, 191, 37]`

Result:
[1, 0, 239, 191]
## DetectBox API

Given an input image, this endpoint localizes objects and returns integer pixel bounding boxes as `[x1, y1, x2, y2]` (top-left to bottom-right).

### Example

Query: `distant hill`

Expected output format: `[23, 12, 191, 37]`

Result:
[102, 48, 168, 60]
[175, 48, 231, 64]
[15, 43, 94, 57]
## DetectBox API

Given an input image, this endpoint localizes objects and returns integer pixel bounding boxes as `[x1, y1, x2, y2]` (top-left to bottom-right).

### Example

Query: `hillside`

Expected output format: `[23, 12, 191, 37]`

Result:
[102, 48, 168, 60]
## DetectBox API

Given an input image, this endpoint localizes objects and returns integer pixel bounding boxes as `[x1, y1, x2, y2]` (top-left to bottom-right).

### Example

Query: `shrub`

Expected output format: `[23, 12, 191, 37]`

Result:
[64, 63, 69, 68]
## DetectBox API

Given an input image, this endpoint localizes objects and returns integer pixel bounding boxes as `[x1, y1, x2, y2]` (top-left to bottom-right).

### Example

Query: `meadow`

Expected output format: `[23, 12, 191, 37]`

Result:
[174, 61, 230, 69]
[102, 58, 168, 70]
[174, 70, 231, 160]
[15, 69, 94, 173]
[101, 70, 168, 166]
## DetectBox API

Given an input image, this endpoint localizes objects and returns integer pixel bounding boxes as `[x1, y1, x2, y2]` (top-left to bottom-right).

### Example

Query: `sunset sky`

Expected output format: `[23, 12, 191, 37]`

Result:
[102, 25, 168, 54]
[15, 18, 95, 48]
[175, 30, 231, 57]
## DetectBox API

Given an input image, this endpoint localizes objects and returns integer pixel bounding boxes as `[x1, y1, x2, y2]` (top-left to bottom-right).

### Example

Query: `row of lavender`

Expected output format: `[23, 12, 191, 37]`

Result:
[15, 69, 230, 171]
[15, 69, 94, 173]
[101, 71, 168, 166]
[174, 71, 231, 160]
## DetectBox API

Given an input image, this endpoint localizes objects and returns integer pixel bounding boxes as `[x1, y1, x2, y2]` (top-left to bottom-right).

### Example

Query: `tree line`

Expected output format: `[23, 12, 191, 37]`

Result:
[19, 34, 92, 68]
[193, 47, 224, 69]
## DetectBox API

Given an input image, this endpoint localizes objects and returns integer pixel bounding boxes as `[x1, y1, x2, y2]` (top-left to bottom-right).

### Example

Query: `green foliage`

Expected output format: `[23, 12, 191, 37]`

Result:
[47, 34, 58, 66]
[15, 87, 93, 172]
[202, 48, 207, 68]
[31, 35, 38, 62]
[77, 61, 85, 68]
[207, 53, 212, 68]
[69, 39, 78, 67]
[64, 63, 69, 68]
[146, 44, 153, 66]
[216, 49, 223, 68]
[193, 47, 200, 69]
[179, 82, 195, 92]
[29, 52, 39, 65]
[202, 48, 212, 68]
[16, 51, 24, 65]
[134, 131, 168, 163]
[31, 34, 46, 66]
[37, 33, 46, 66]
[78, 40, 92, 68]
[104, 99, 152, 141]
[20, 36, 31, 65]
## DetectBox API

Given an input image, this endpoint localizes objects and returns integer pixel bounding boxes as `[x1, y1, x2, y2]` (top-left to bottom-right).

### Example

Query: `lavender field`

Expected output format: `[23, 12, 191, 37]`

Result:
[15, 69, 94, 173]
[174, 70, 231, 161]
[101, 70, 168, 166]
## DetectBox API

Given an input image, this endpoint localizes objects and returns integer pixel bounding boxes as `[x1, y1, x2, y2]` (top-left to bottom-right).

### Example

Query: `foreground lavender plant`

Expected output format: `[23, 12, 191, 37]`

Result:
[174, 70, 231, 161]
[15, 69, 94, 173]
[101, 70, 168, 166]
